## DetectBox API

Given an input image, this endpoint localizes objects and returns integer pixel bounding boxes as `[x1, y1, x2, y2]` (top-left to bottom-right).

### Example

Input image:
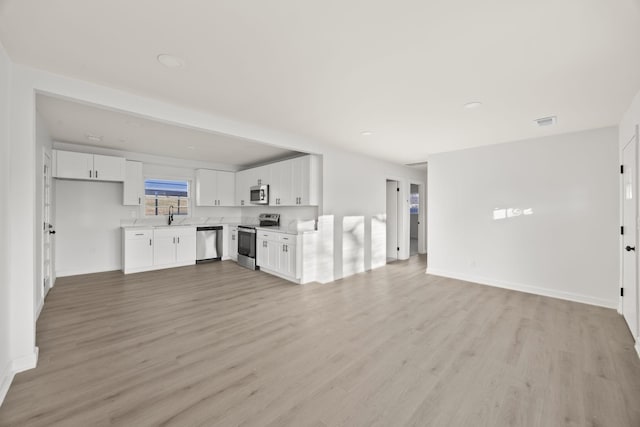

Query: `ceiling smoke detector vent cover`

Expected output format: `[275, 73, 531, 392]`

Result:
[535, 116, 557, 127]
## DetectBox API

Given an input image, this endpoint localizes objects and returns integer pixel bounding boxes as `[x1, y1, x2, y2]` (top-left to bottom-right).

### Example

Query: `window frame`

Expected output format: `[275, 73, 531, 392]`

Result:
[142, 176, 193, 218]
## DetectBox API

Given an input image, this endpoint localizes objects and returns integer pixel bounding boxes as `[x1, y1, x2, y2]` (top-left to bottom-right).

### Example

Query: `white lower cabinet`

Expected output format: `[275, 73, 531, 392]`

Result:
[122, 229, 153, 273]
[122, 226, 196, 274]
[256, 230, 301, 281]
[154, 227, 196, 268]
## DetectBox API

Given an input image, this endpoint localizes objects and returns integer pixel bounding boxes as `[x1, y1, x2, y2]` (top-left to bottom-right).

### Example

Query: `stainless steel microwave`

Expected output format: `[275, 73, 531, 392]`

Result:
[250, 185, 269, 205]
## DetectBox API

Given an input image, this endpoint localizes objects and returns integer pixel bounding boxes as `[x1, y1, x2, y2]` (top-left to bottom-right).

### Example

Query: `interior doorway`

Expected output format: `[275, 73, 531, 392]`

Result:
[386, 180, 399, 262]
[622, 126, 639, 340]
[410, 183, 419, 256]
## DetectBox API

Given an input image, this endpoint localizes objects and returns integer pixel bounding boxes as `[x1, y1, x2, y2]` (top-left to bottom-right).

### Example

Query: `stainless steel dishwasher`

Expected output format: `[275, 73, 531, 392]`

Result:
[196, 226, 223, 263]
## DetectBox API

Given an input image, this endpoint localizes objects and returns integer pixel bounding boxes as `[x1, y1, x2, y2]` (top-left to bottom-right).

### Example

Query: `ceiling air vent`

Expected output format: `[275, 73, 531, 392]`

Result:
[535, 116, 557, 127]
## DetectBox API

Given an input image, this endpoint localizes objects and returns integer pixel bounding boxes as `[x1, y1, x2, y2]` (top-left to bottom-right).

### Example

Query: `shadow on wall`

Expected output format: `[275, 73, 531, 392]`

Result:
[311, 214, 387, 283]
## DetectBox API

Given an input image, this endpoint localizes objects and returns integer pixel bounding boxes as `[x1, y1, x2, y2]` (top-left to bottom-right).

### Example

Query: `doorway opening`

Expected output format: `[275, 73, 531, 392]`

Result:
[386, 180, 399, 262]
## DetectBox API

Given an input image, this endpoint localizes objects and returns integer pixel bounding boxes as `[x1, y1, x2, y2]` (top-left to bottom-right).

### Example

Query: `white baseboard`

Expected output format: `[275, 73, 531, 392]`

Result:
[0, 347, 39, 408]
[426, 268, 617, 309]
[56, 265, 121, 277]
[12, 347, 39, 374]
[0, 361, 14, 408]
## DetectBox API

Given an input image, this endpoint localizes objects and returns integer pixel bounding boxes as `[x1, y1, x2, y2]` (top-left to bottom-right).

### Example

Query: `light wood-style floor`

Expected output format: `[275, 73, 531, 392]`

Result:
[1, 256, 639, 426]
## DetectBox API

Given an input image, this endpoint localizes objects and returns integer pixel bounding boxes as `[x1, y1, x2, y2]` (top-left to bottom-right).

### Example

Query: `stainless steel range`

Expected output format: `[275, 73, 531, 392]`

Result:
[237, 213, 280, 270]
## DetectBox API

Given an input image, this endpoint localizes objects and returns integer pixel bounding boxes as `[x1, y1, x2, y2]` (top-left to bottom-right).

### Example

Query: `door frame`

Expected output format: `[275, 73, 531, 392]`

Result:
[620, 125, 639, 346]
[38, 147, 54, 319]
[408, 180, 427, 255]
[386, 179, 400, 261]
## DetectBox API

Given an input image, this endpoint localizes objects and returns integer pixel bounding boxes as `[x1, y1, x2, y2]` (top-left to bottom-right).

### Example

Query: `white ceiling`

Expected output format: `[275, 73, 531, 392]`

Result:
[36, 95, 299, 167]
[2, 1, 640, 164]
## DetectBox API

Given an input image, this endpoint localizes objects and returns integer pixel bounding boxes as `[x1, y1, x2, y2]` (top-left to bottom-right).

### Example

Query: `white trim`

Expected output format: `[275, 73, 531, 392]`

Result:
[35, 299, 44, 321]
[56, 266, 121, 277]
[635, 340, 640, 360]
[426, 268, 617, 309]
[11, 347, 39, 374]
[0, 361, 14, 408]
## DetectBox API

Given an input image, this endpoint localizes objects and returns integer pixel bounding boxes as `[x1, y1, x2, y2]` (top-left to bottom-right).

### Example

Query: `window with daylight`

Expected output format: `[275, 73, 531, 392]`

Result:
[144, 179, 190, 216]
[410, 191, 419, 214]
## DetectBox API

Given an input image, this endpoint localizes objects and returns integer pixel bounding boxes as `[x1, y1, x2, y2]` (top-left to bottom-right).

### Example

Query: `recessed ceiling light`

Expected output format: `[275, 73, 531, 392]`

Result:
[157, 54, 185, 69]
[86, 134, 102, 142]
[463, 102, 483, 110]
[535, 116, 557, 127]
[361, 131, 373, 136]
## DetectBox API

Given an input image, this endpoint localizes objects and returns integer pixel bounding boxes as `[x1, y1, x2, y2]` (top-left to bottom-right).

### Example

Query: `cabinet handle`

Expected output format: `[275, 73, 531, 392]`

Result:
[138, 197, 141, 205]
[177, 237, 180, 244]
[232, 235, 235, 240]
[89, 170, 92, 178]
[95, 170, 98, 178]
[173, 237, 175, 244]
[135, 233, 144, 236]
[149, 239, 152, 246]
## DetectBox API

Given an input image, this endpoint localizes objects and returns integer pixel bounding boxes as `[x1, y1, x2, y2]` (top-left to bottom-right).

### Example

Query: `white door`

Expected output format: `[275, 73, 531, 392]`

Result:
[386, 180, 399, 261]
[623, 131, 639, 339]
[42, 151, 54, 299]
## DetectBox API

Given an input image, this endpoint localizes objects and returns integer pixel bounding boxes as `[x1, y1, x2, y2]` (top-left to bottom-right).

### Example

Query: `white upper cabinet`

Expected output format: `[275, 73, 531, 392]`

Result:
[123, 160, 143, 206]
[269, 160, 293, 206]
[195, 169, 236, 206]
[235, 167, 261, 206]
[292, 155, 320, 206]
[271, 155, 320, 206]
[53, 150, 125, 182]
[216, 171, 235, 206]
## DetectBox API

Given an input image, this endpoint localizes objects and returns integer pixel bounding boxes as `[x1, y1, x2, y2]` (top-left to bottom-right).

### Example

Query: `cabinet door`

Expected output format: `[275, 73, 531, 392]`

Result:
[175, 228, 196, 263]
[292, 156, 310, 205]
[235, 170, 249, 206]
[256, 238, 267, 267]
[153, 230, 176, 266]
[270, 160, 293, 206]
[125, 235, 154, 269]
[217, 171, 236, 206]
[123, 161, 143, 206]
[268, 240, 281, 271]
[281, 243, 297, 278]
[195, 169, 217, 206]
[54, 151, 94, 180]
[93, 154, 125, 181]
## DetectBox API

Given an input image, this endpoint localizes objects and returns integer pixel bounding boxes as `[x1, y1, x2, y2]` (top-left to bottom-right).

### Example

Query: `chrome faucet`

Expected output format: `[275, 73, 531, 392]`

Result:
[168, 205, 174, 225]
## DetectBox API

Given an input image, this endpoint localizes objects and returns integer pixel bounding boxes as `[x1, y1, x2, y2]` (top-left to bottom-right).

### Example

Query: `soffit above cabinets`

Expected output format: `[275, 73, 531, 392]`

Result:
[35, 95, 302, 168]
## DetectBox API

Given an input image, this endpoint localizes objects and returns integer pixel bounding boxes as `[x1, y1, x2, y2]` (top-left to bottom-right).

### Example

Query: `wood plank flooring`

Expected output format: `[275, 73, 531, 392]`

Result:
[1, 256, 639, 426]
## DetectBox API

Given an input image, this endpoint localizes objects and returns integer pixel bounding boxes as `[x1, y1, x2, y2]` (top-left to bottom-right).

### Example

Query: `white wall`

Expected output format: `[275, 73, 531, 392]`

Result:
[0, 42, 13, 406]
[321, 148, 426, 280]
[427, 127, 620, 308]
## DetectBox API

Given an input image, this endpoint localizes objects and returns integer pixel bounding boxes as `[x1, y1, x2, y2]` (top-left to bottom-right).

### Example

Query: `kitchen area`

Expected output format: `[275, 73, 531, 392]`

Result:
[37, 94, 331, 291]
[53, 148, 323, 285]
